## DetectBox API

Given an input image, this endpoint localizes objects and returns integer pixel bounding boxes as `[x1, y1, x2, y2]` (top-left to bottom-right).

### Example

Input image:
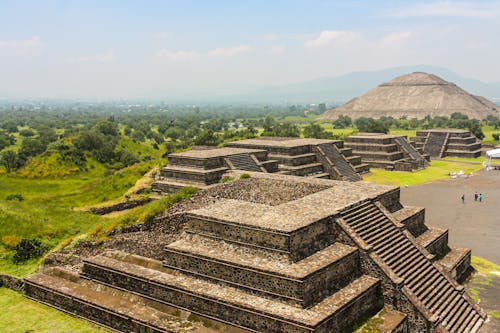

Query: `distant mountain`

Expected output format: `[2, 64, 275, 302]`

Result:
[243, 65, 500, 104]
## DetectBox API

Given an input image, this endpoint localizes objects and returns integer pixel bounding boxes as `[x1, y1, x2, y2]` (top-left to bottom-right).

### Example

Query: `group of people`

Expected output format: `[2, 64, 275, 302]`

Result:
[461, 192, 484, 203]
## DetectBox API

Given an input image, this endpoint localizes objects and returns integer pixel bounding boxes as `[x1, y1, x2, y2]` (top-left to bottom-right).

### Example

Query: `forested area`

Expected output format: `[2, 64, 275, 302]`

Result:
[1, 101, 499, 175]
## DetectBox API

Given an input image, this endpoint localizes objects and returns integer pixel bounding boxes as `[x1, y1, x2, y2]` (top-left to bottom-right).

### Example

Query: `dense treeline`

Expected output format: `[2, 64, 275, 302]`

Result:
[0, 101, 499, 174]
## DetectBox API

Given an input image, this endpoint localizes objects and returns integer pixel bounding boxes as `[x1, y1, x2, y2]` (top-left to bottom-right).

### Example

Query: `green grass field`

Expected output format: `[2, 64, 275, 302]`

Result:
[362, 158, 485, 187]
[0, 288, 111, 333]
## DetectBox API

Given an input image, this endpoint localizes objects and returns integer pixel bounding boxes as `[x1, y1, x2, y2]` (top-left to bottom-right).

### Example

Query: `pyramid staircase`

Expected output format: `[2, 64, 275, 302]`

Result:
[412, 130, 482, 159]
[316, 143, 361, 181]
[393, 136, 429, 168]
[339, 201, 485, 333]
[225, 153, 265, 172]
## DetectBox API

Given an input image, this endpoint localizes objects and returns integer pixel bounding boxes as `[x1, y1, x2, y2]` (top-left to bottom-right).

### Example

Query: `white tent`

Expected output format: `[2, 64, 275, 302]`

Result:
[486, 148, 500, 159]
[485, 148, 500, 170]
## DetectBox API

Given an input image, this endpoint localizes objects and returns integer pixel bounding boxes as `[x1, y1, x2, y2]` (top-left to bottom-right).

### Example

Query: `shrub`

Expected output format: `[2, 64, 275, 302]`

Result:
[6, 193, 24, 201]
[1, 235, 21, 248]
[239, 173, 251, 179]
[12, 238, 48, 263]
[492, 133, 499, 141]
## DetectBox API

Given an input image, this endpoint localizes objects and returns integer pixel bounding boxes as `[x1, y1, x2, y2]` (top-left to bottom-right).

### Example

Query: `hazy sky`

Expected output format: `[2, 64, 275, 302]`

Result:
[1, 0, 500, 99]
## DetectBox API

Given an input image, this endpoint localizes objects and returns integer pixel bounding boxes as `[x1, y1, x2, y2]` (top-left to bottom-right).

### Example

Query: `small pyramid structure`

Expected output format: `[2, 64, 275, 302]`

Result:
[320, 72, 499, 120]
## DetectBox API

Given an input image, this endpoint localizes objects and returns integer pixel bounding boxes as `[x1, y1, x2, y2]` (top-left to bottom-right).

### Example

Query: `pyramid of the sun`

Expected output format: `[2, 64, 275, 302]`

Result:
[320, 72, 499, 120]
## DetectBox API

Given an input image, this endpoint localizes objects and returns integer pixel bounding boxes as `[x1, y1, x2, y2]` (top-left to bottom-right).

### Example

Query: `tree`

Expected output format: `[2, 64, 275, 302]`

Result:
[271, 123, 301, 137]
[333, 115, 352, 129]
[19, 138, 47, 157]
[195, 130, 219, 146]
[303, 123, 331, 139]
[0, 151, 19, 173]
[354, 117, 389, 134]
[94, 119, 118, 137]
[468, 120, 485, 140]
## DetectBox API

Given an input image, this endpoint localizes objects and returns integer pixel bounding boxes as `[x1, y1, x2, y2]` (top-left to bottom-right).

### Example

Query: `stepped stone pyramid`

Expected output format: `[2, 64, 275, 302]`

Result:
[152, 146, 278, 194]
[319, 72, 499, 120]
[345, 133, 429, 171]
[25, 173, 485, 333]
[410, 129, 482, 159]
[226, 137, 369, 181]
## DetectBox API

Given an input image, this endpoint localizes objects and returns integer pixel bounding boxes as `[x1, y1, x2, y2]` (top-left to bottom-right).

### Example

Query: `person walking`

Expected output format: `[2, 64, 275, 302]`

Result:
[461, 194, 465, 204]
[474, 192, 478, 201]
[479, 193, 483, 203]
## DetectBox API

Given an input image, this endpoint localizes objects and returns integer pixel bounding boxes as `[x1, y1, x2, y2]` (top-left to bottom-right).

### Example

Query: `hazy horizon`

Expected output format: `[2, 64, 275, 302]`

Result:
[1, 0, 500, 100]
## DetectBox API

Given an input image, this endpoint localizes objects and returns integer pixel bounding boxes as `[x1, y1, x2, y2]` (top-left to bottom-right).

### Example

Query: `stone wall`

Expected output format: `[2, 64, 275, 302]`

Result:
[164, 245, 361, 308]
[82, 263, 313, 333]
[24, 282, 165, 333]
[90, 198, 152, 215]
[186, 215, 338, 262]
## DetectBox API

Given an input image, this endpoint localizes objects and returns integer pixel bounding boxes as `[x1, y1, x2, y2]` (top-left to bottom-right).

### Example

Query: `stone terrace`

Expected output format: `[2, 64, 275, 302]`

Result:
[345, 133, 429, 171]
[226, 137, 369, 181]
[25, 173, 485, 333]
[410, 129, 482, 159]
[152, 146, 278, 194]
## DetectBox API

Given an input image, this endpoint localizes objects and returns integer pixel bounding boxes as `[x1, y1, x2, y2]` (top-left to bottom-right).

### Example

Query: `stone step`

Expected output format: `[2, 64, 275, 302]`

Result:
[268, 153, 318, 166]
[438, 294, 463, 323]
[152, 178, 209, 194]
[225, 154, 262, 172]
[405, 263, 435, 290]
[412, 269, 443, 297]
[24, 267, 215, 333]
[416, 227, 449, 259]
[356, 216, 391, 237]
[456, 311, 476, 333]
[388, 248, 423, 277]
[348, 209, 384, 227]
[341, 202, 374, 220]
[369, 229, 401, 248]
[164, 233, 360, 307]
[383, 243, 417, 267]
[445, 299, 469, 331]
[347, 150, 405, 161]
[345, 155, 361, 164]
[419, 275, 447, 302]
[161, 165, 229, 185]
[309, 172, 330, 179]
[353, 163, 371, 174]
[374, 234, 407, 255]
[394, 252, 427, 277]
[280, 162, 325, 176]
[82, 251, 383, 333]
[354, 307, 408, 333]
[364, 223, 399, 244]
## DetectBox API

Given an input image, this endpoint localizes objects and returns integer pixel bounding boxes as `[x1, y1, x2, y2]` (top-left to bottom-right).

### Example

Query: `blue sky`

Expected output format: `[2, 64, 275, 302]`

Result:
[1, 0, 499, 99]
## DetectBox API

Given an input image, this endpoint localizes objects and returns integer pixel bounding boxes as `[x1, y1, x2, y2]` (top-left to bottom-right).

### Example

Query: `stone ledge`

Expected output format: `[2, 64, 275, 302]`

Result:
[83, 251, 381, 331]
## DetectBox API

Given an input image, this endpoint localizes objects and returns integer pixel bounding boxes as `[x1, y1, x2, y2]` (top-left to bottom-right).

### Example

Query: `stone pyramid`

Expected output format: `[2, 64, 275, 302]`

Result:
[320, 72, 499, 120]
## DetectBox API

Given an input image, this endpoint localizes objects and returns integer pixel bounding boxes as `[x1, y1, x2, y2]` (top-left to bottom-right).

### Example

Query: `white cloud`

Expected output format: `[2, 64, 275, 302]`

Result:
[155, 49, 200, 61]
[72, 49, 115, 63]
[208, 45, 250, 57]
[390, 1, 500, 18]
[379, 31, 412, 45]
[305, 30, 359, 48]
[0, 36, 44, 56]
